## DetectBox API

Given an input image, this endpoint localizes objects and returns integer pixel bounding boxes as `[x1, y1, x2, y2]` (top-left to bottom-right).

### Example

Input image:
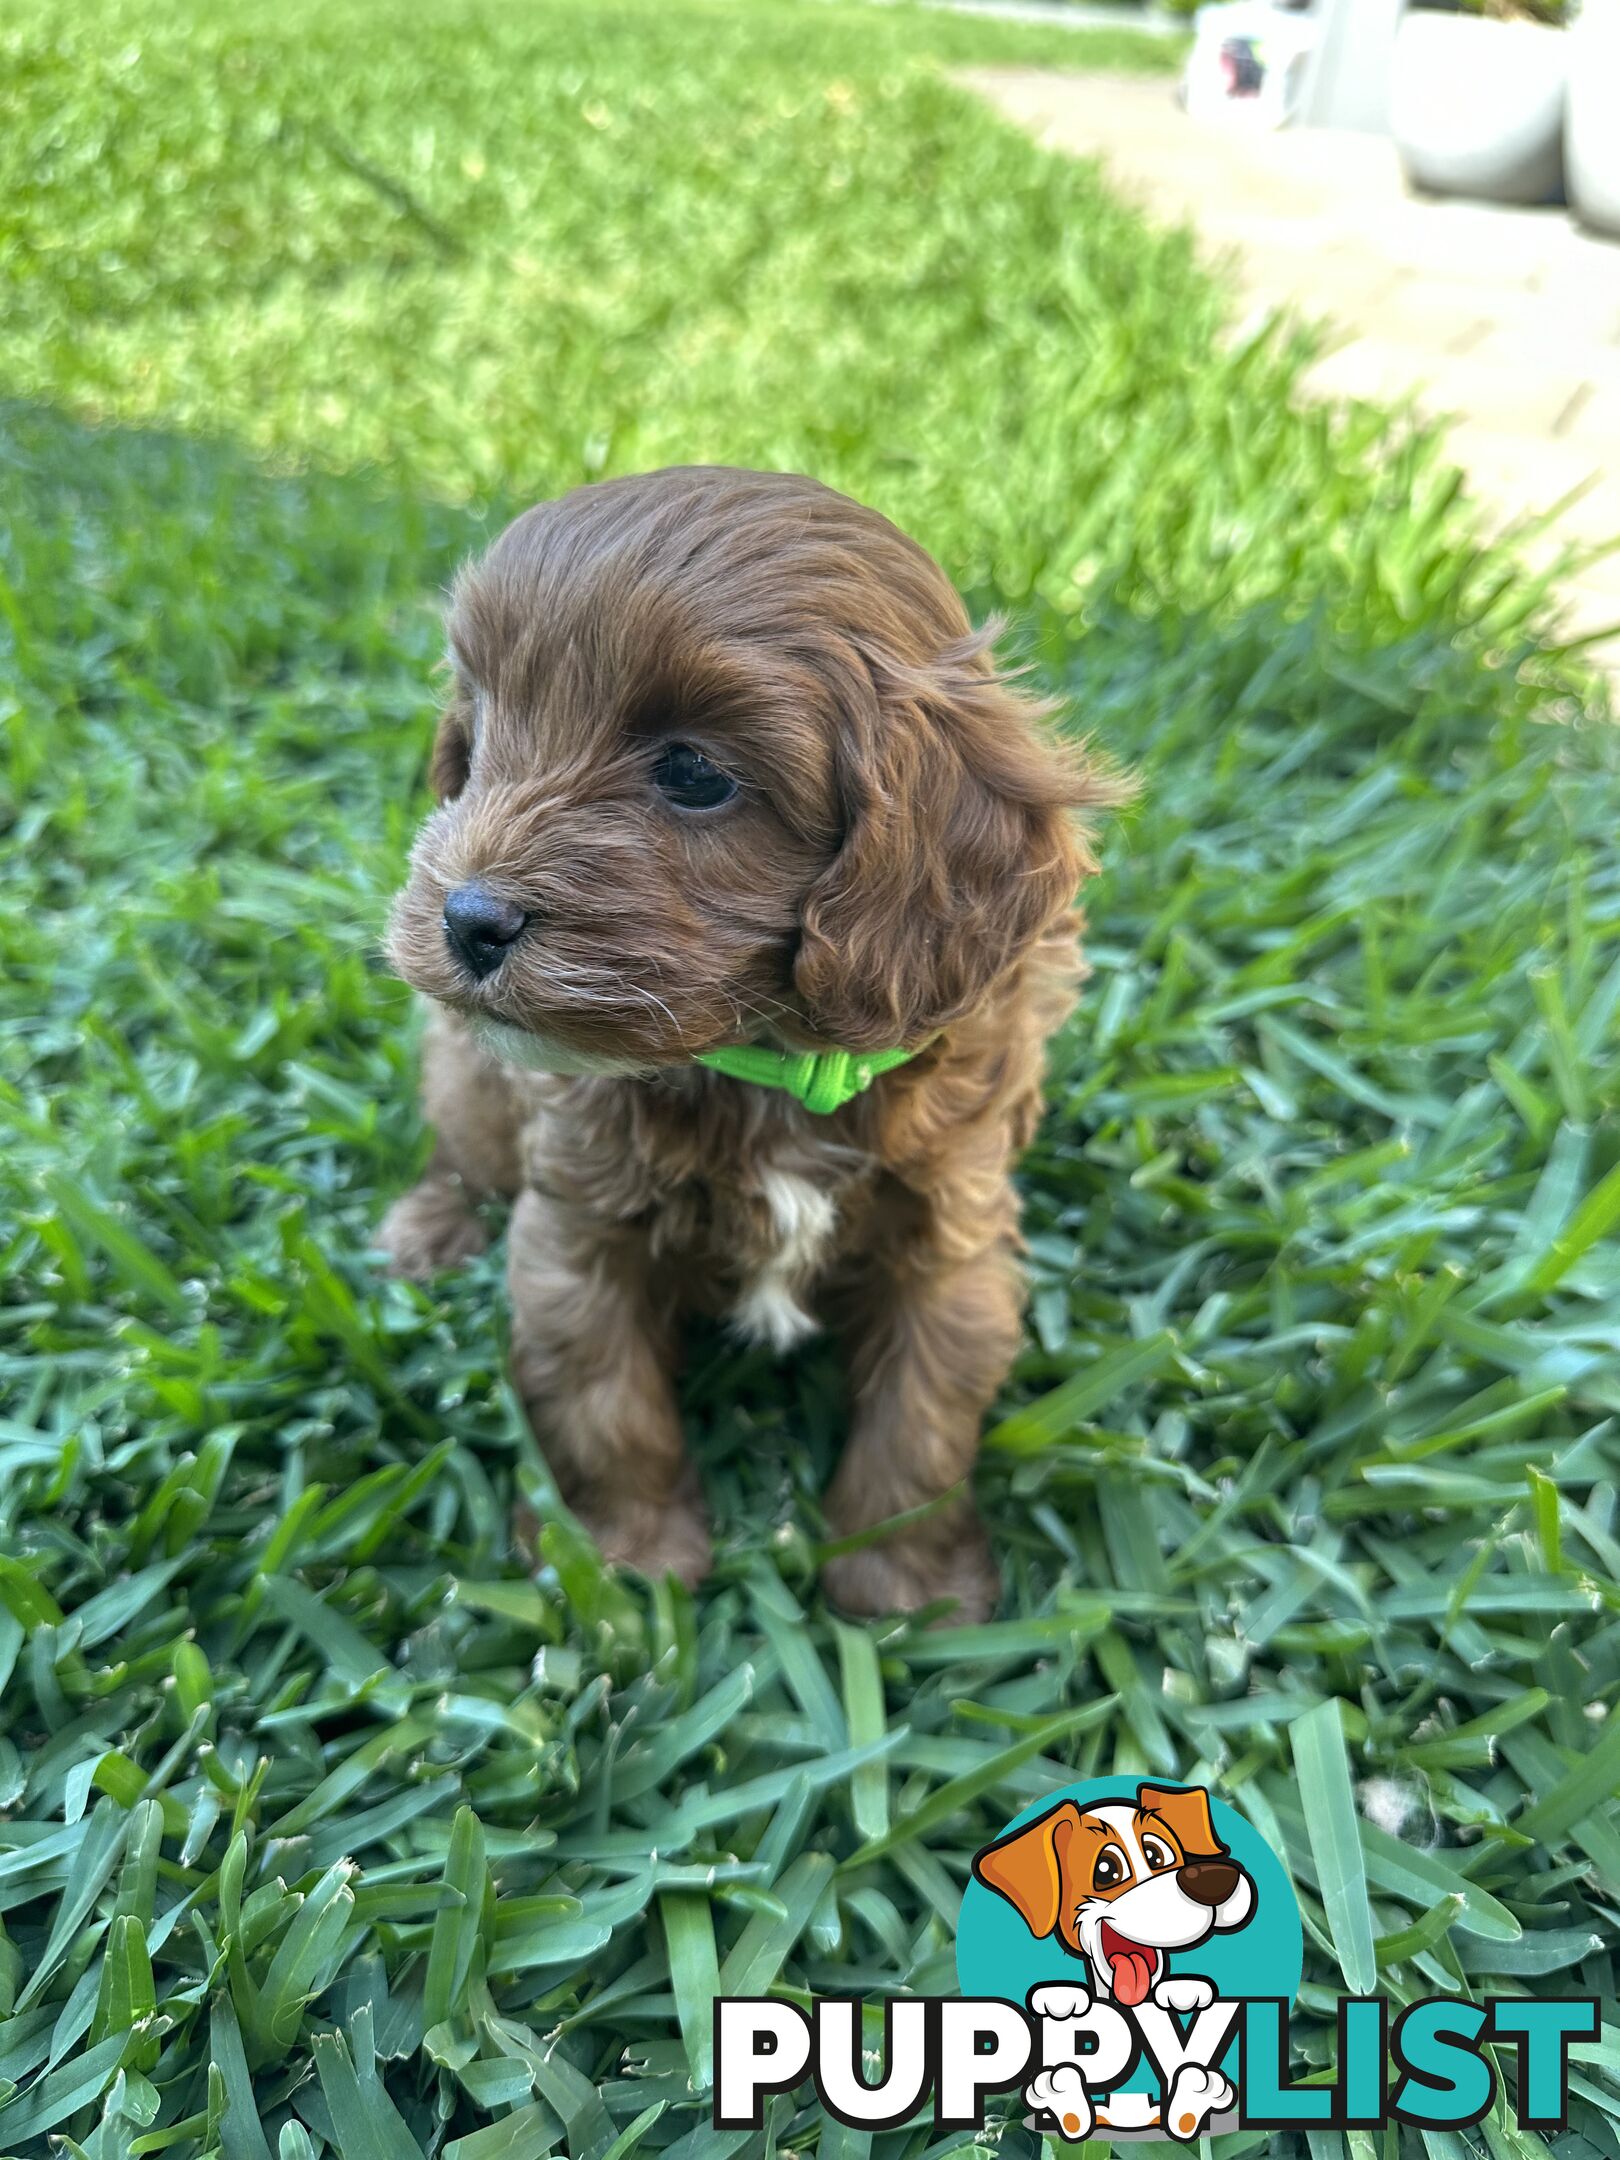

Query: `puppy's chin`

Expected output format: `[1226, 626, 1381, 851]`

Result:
[470, 1015, 657, 1079]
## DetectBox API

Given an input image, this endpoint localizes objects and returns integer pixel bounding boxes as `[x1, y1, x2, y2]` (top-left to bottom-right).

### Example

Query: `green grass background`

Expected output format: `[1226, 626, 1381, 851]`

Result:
[3, 0, 1620, 2153]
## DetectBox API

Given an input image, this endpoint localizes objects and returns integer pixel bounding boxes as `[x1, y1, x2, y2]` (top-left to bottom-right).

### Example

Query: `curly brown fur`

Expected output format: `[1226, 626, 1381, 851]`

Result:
[380, 466, 1125, 1620]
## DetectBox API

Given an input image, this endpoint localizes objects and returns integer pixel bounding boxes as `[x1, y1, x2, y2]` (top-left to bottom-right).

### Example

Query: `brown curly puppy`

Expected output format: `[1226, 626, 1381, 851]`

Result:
[381, 466, 1120, 1620]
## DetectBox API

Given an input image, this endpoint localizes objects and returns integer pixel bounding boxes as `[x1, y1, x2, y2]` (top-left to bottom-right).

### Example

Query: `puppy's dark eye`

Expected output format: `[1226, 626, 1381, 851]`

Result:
[1093, 1847, 1127, 1890]
[652, 741, 737, 811]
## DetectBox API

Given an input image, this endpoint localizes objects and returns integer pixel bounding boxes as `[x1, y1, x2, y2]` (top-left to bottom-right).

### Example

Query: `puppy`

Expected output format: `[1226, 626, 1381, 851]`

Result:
[973, 1783, 1255, 2002]
[380, 466, 1120, 1619]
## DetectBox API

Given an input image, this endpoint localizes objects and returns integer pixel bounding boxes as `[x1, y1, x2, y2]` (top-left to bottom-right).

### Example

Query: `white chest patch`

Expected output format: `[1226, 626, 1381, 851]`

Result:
[731, 1168, 838, 1353]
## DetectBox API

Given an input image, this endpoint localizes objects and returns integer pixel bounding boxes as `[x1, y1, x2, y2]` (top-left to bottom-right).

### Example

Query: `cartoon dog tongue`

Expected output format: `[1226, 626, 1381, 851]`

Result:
[1099, 1921, 1158, 2007]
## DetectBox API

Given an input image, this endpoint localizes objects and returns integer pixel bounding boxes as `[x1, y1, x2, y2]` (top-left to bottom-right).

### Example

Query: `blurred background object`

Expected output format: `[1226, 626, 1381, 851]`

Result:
[1388, 8, 1567, 201]
[1183, 1, 1320, 127]
[1567, 4, 1620, 235]
[971, 0, 1620, 661]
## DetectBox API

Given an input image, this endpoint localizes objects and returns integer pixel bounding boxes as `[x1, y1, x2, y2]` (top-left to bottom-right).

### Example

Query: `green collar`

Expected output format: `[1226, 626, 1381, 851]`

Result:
[694, 1042, 916, 1114]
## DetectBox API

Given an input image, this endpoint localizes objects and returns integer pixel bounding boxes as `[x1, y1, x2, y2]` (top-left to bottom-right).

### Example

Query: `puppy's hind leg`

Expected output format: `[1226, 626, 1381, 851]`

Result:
[378, 1011, 522, 1280]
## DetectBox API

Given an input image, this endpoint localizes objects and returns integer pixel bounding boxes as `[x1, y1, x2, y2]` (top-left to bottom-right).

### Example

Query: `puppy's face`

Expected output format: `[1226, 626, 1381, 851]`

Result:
[387, 467, 1106, 1071]
[387, 566, 836, 1071]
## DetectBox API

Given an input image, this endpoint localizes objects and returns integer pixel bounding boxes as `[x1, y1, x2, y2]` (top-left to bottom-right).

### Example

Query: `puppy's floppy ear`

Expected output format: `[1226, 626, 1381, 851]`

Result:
[794, 628, 1126, 1051]
[428, 617, 482, 802]
[428, 704, 472, 803]
[1138, 1783, 1226, 1860]
[972, 1801, 1082, 1940]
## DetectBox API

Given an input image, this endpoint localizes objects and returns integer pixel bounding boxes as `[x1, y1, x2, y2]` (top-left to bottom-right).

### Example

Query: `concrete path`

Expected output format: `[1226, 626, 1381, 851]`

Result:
[917, 0, 1183, 37]
[960, 66, 1620, 665]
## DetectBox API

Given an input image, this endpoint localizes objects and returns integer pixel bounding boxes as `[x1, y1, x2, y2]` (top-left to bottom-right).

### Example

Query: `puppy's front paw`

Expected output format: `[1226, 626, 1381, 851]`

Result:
[821, 1516, 998, 1624]
[525, 1495, 713, 1590]
[597, 1499, 713, 1589]
[376, 1175, 488, 1279]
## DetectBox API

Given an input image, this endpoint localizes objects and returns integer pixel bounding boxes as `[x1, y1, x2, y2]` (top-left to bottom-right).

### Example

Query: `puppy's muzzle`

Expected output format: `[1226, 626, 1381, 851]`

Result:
[443, 882, 528, 980]
[1177, 1860, 1240, 1907]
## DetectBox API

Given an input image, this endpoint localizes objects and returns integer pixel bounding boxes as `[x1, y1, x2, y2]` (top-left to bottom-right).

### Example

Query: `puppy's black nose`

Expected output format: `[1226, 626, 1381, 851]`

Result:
[1179, 1860, 1240, 1907]
[443, 882, 527, 979]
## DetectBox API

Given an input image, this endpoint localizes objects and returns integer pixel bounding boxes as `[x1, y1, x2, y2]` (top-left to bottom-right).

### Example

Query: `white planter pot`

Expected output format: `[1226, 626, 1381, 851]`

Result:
[1566, 9, 1620, 236]
[1389, 13, 1566, 206]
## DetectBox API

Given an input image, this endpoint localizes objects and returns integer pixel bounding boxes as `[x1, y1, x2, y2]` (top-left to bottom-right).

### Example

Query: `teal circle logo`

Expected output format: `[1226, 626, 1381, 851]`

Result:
[956, 1779, 1302, 2138]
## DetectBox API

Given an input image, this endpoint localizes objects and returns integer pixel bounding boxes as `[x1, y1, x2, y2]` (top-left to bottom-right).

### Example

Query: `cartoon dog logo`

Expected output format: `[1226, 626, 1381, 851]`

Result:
[972, 1783, 1256, 2140]
[971, 1781, 1255, 2005]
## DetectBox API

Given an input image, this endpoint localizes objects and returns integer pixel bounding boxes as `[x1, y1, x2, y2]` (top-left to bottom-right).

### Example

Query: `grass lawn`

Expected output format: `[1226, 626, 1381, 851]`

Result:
[4, 0, 1620, 2151]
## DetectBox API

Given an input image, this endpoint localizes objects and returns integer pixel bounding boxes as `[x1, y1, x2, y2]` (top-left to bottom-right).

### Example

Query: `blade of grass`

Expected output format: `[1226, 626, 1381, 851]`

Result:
[1290, 1700, 1377, 1994]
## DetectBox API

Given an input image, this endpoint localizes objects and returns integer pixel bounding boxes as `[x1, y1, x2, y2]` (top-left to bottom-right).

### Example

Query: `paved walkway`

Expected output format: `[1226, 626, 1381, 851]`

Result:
[917, 0, 1182, 36]
[960, 66, 1620, 665]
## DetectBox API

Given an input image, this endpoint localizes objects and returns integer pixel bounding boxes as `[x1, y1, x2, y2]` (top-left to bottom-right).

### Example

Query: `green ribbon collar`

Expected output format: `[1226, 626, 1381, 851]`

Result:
[694, 1042, 916, 1114]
